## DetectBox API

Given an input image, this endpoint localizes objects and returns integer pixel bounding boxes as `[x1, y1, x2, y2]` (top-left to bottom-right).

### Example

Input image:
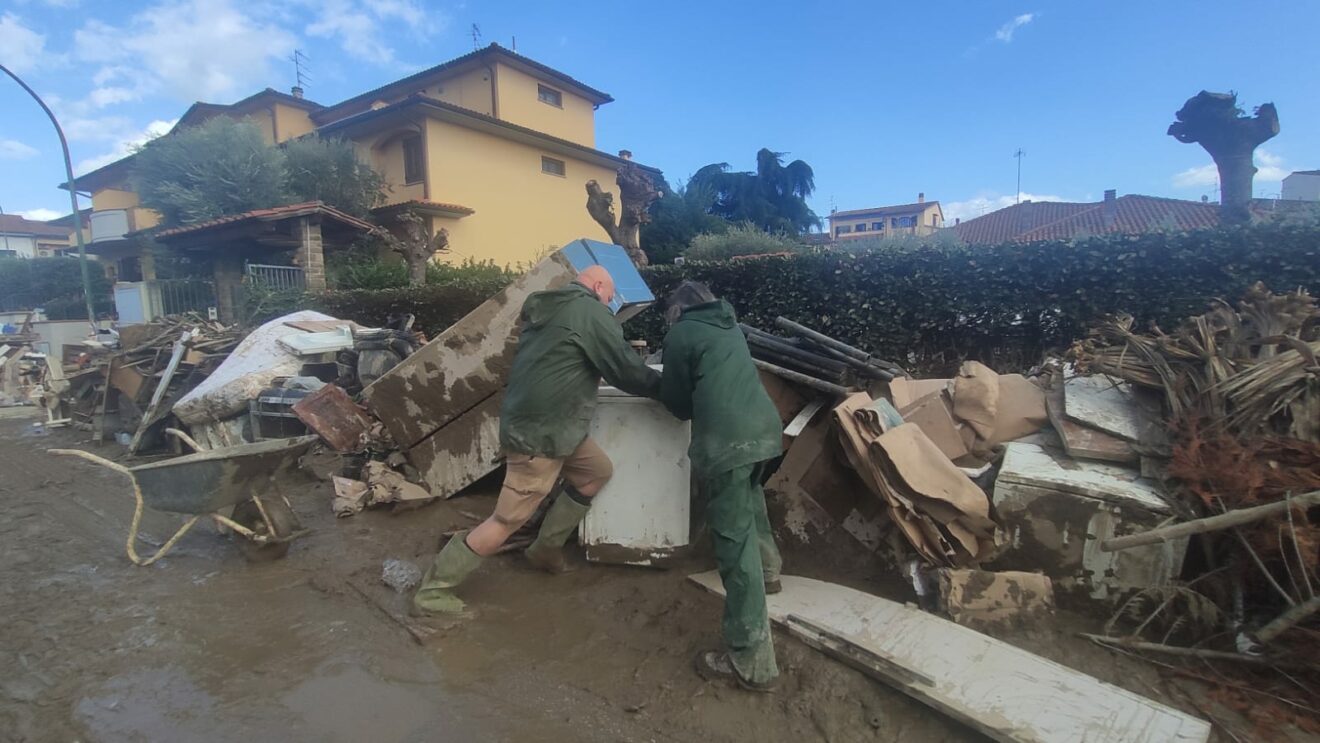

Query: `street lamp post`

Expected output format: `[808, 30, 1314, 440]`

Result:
[1, 63, 97, 324]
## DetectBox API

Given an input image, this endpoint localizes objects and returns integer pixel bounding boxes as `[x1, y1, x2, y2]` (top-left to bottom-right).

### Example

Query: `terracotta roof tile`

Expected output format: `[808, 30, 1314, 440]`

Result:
[154, 201, 373, 240]
[372, 199, 475, 216]
[0, 214, 71, 238]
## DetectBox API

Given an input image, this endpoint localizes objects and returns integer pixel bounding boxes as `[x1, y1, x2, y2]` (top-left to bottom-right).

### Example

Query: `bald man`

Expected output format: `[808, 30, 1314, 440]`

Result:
[414, 265, 662, 615]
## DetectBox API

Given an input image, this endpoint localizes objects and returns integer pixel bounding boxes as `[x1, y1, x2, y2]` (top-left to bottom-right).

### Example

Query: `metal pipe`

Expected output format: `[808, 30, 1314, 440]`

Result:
[744, 332, 847, 374]
[749, 346, 847, 382]
[775, 317, 870, 362]
[752, 359, 848, 398]
[800, 338, 895, 381]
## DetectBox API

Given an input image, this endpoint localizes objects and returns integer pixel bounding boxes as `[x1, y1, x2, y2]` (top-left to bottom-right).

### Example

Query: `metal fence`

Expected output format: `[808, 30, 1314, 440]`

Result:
[156, 279, 217, 316]
[246, 263, 306, 291]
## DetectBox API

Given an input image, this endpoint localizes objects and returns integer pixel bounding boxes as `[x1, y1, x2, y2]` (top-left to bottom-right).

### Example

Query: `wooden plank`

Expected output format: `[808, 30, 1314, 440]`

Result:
[405, 393, 505, 499]
[362, 252, 576, 449]
[1062, 375, 1157, 443]
[1046, 380, 1137, 463]
[128, 330, 192, 454]
[688, 571, 1210, 743]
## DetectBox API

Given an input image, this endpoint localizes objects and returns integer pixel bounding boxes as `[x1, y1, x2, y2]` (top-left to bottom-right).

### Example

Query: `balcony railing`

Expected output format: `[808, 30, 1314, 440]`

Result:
[246, 263, 306, 291]
[90, 209, 132, 243]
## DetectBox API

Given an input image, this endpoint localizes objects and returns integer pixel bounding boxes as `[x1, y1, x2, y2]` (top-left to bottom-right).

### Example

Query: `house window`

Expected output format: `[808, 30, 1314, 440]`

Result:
[892, 215, 916, 229]
[541, 156, 566, 177]
[835, 225, 852, 236]
[402, 135, 424, 184]
[537, 84, 563, 107]
[871, 222, 884, 231]
[855, 223, 868, 232]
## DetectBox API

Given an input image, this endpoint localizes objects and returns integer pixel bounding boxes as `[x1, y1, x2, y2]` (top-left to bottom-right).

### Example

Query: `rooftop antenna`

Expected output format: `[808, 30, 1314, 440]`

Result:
[471, 24, 482, 50]
[290, 49, 311, 98]
[1014, 148, 1026, 204]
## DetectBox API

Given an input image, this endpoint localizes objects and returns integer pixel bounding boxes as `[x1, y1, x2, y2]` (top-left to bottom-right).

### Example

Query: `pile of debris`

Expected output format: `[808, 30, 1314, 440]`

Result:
[739, 317, 905, 394]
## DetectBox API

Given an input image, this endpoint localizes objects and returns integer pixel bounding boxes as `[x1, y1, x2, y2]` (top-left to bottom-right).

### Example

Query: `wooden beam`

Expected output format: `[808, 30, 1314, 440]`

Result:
[128, 330, 192, 454]
[1101, 490, 1320, 552]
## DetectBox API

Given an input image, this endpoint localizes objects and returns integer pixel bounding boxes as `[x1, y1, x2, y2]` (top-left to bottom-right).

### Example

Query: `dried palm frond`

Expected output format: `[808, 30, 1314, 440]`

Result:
[1105, 585, 1225, 644]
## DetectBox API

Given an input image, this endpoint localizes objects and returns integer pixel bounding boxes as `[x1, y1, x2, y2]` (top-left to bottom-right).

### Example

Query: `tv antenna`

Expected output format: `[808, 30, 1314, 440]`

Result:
[290, 49, 311, 93]
[471, 24, 482, 50]
[1014, 148, 1026, 204]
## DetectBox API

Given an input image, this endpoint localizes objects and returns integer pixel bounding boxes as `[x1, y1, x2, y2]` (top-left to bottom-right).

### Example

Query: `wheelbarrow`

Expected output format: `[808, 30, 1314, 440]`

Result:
[50, 432, 318, 565]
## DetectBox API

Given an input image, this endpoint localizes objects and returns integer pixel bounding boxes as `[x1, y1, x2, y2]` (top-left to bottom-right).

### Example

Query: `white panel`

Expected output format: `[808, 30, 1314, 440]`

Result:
[581, 388, 691, 565]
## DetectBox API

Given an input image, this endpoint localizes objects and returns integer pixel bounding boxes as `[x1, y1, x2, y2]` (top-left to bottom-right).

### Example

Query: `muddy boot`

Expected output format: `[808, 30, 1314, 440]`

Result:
[694, 650, 777, 693]
[524, 487, 591, 574]
[412, 533, 483, 616]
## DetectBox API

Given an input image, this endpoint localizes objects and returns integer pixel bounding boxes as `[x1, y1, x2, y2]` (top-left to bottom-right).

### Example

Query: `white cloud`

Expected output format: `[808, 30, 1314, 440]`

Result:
[75, 118, 177, 175]
[73, 0, 294, 103]
[995, 13, 1035, 43]
[1171, 148, 1291, 192]
[305, 0, 443, 65]
[0, 138, 39, 159]
[0, 12, 48, 73]
[1172, 163, 1217, 189]
[944, 191, 1065, 222]
[17, 208, 63, 221]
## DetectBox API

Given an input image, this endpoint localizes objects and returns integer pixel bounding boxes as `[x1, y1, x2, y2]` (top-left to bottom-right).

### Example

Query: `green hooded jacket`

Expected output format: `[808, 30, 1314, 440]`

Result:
[500, 282, 661, 457]
[659, 300, 783, 476]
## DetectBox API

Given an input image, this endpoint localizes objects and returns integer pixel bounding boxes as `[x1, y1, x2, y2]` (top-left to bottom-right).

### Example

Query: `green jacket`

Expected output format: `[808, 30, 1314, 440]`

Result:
[659, 300, 782, 476]
[500, 282, 661, 457]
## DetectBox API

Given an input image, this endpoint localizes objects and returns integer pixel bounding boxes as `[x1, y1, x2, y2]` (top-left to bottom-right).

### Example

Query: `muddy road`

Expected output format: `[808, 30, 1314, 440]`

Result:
[0, 411, 1230, 742]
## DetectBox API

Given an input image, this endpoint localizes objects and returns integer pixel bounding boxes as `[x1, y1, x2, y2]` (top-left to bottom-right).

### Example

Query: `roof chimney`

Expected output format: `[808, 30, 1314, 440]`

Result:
[1102, 189, 1118, 227]
[955, 217, 961, 225]
[618, 149, 632, 161]
[291, 85, 304, 99]
[917, 192, 925, 204]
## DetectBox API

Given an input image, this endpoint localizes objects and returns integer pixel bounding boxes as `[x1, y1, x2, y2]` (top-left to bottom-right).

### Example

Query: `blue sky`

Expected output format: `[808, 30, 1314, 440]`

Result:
[2, 0, 1317, 225]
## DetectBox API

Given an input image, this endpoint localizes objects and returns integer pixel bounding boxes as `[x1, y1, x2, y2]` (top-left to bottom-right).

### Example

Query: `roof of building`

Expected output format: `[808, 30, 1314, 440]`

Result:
[372, 199, 476, 218]
[830, 201, 942, 220]
[1288, 170, 1320, 177]
[0, 214, 72, 238]
[154, 201, 373, 241]
[318, 93, 661, 176]
[946, 193, 1298, 244]
[312, 43, 613, 125]
[46, 209, 92, 228]
[174, 87, 325, 131]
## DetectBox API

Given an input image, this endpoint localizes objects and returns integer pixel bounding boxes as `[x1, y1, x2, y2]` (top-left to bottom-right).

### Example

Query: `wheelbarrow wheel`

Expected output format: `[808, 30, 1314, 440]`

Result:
[232, 497, 301, 562]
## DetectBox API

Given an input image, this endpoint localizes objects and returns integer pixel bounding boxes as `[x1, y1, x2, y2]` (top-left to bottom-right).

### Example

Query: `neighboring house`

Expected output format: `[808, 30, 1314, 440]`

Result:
[62, 43, 656, 289]
[0, 214, 72, 258]
[951, 190, 1242, 244]
[1282, 170, 1320, 201]
[828, 194, 944, 240]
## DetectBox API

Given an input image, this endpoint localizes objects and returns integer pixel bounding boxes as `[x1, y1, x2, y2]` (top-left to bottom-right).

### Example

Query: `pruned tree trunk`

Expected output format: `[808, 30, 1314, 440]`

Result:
[585, 161, 660, 268]
[1168, 91, 1280, 226]
[376, 208, 450, 286]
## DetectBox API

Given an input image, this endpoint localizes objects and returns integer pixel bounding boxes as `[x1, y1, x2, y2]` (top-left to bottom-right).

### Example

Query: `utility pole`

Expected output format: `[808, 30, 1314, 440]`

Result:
[1014, 148, 1026, 205]
[1, 63, 96, 324]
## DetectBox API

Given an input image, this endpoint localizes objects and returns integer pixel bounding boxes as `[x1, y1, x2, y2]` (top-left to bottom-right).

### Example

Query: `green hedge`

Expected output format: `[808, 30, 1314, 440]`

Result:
[633, 223, 1320, 375]
[310, 278, 516, 336]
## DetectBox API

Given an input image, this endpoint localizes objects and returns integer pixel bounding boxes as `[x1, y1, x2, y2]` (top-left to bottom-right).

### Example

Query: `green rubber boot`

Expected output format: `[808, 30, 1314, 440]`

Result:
[413, 532, 483, 615]
[525, 488, 591, 574]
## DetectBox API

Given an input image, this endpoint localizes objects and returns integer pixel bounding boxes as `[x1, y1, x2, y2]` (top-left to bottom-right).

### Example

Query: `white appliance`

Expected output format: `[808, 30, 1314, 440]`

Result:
[580, 380, 691, 566]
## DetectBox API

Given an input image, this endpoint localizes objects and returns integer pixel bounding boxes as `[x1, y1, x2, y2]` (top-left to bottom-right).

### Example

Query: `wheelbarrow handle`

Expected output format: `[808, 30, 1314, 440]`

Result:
[48, 448, 203, 567]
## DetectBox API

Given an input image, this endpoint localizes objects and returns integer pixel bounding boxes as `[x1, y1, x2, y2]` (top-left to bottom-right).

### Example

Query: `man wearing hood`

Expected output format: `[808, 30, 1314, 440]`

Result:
[413, 265, 661, 615]
[658, 281, 784, 692]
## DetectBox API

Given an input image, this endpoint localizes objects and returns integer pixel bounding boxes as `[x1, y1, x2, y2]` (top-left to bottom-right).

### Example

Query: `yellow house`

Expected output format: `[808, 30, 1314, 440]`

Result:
[828, 194, 945, 241]
[65, 43, 655, 285]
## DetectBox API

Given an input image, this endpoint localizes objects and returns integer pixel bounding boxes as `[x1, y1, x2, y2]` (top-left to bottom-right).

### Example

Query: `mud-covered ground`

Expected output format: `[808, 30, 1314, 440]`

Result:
[0, 410, 1268, 742]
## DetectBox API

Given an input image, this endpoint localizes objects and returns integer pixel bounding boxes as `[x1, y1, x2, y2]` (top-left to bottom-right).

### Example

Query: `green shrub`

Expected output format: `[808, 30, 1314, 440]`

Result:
[326, 249, 409, 290]
[0, 256, 113, 319]
[637, 223, 1320, 376]
[684, 224, 806, 262]
[425, 258, 522, 289]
